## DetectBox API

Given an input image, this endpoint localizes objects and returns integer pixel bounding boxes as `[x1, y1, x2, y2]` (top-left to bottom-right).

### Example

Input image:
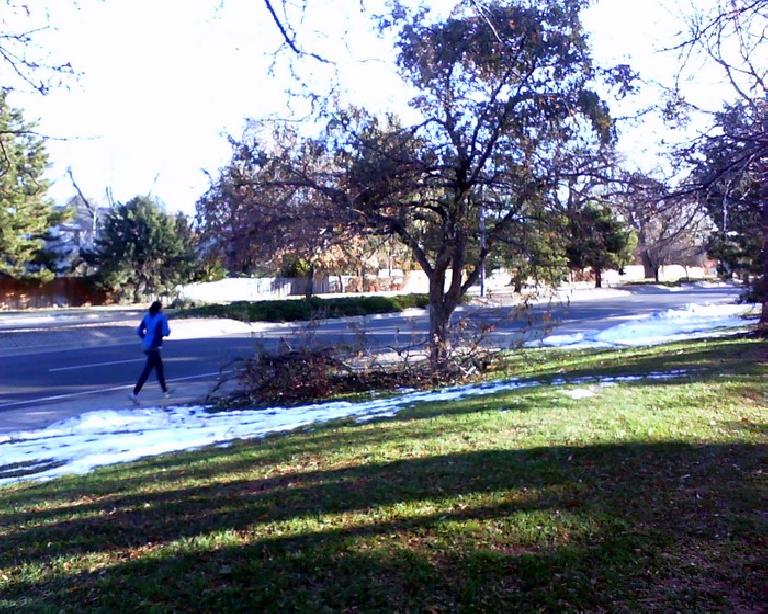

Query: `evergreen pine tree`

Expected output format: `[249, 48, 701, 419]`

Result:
[567, 204, 637, 288]
[95, 196, 198, 302]
[0, 92, 66, 281]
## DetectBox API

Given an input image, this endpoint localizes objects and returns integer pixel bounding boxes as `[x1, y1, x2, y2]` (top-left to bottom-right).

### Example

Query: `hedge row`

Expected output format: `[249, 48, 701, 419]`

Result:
[175, 294, 430, 323]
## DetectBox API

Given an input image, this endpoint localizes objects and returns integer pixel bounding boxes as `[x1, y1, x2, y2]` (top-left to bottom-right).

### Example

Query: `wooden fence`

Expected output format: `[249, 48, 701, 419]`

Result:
[0, 277, 109, 310]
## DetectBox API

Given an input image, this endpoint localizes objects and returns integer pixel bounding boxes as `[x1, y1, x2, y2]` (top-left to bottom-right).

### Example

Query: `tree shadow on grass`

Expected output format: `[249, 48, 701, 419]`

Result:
[1, 440, 765, 611]
[0, 502, 666, 612]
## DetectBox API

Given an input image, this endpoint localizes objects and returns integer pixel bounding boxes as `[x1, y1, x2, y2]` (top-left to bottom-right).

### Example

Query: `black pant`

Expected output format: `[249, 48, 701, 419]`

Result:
[133, 348, 167, 394]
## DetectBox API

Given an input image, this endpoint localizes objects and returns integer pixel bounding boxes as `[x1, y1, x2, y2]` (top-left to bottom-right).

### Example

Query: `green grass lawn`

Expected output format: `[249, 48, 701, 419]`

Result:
[1, 336, 766, 611]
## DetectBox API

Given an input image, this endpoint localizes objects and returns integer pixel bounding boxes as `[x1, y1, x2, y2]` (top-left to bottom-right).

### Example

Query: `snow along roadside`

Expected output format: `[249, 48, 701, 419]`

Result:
[538, 302, 759, 348]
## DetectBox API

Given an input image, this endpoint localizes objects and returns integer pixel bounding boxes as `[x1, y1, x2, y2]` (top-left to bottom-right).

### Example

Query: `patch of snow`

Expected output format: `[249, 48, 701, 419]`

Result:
[538, 302, 758, 348]
[542, 333, 587, 347]
[553, 288, 632, 302]
[692, 280, 734, 289]
[563, 388, 595, 400]
[169, 318, 293, 337]
[367, 308, 425, 321]
[647, 285, 686, 292]
[551, 370, 688, 386]
[609, 313, 653, 322]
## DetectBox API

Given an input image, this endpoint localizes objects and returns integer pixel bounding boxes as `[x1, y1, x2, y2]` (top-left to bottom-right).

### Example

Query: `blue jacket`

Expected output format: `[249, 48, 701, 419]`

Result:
[137, 312, 170, 350]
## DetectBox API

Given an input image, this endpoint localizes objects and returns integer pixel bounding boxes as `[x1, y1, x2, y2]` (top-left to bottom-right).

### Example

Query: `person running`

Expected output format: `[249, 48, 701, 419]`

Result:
[130, 300, 171, 404]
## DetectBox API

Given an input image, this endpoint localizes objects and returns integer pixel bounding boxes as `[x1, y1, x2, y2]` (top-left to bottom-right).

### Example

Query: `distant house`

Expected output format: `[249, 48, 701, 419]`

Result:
[44, 199, 110, 275]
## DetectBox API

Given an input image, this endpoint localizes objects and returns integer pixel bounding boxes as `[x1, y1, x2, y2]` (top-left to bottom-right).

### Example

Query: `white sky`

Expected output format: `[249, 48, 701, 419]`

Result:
[3, 0, 729, 217]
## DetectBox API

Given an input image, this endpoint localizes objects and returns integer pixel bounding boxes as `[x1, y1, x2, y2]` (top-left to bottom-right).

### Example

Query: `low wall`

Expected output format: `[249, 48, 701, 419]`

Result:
[175, 263, 721, 305]
[177, 271, 452, 303]
[177, 277, 295, 303]
[177, 276, 374, 302]
[658, 265, 713, 281]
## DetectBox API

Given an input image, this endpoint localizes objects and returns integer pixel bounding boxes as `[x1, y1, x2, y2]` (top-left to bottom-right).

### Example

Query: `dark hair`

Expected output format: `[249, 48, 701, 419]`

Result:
[149, 300, 163, 315]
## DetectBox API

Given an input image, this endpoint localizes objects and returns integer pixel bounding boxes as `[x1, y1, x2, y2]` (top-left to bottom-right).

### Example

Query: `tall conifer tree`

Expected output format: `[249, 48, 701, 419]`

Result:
[0, 92, 65, 281]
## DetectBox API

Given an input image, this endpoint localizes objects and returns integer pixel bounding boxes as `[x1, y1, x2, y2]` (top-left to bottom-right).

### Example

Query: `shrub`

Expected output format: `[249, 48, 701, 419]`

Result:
[177, 294, 429, 323]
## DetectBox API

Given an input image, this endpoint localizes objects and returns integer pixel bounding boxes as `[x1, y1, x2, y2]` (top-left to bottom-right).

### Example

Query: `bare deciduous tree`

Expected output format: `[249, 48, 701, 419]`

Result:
[0, 1, 74, 94]
[667, 0, 768, 323]
[199, 1, 633, 367]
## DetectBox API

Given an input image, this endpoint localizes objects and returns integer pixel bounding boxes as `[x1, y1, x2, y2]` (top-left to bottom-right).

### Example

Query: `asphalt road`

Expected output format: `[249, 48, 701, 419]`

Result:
[0, 285, 744, 433]
[249, 285, 743, 347]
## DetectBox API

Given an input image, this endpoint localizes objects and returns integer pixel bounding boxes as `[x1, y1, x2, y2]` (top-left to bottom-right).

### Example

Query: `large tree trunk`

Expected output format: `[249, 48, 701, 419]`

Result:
[304, 262, 314, 301]
[428, 272, 450, 367]
[512, 269, 524, 293]
[411, 228, 474, 371]
[427, 268, 462, 369]
[429, 302, 451, 367]
[641, 251, 658, 280]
